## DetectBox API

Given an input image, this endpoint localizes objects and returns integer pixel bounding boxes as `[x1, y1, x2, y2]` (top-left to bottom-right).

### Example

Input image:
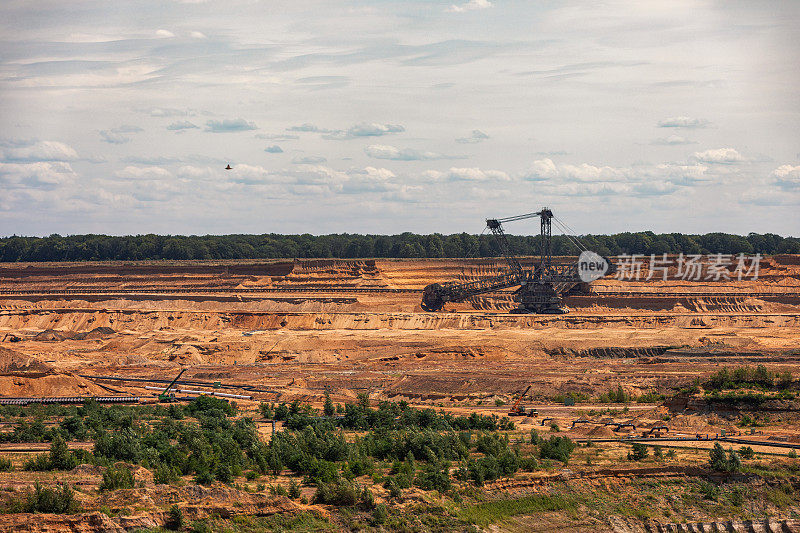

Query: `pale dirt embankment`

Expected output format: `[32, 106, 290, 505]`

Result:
[0, 256, 798, 402]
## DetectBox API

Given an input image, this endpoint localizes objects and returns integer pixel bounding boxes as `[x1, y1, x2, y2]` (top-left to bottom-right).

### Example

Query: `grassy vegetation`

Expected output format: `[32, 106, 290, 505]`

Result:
[457, 493, 580, 526]
[134, 512, 338, 533]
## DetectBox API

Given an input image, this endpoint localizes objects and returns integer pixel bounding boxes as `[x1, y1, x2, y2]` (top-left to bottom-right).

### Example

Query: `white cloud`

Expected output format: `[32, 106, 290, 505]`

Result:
[0, 140, 78, 162]
[292, 155, 326, 164]
[155, 29, 175, 38]
[115, 165, 173, 180]
[522, 158, 559, 181]
[99, 125, 143, 144]
[657, 116, 710, 128]
[256, 133, 300, 141]
[771, 164, 800, 190]
[456, 129, 490, 144]
[166, 121, 199, 131]
[361, 167, 396, 180]
[190, 31, 207, 39]
[264, 145, 284, 153]
[651, 163, 709, 185]
[522, 158, 628, 182]
[519, 158, 717, 196]
[364, 144, 458, 161]
[177, 166, 216, 180]
[99, 131, 130, 144]
[426, 167, 511, 181]
[447, 0, 493, 13]
[651, 134, 696, 145]
[691, 148, 745, 164]
[322, 123, 404, 140]
[0, 161, 77, 188]
[205, 119, 258, 133]
[140, 107, 193, 118]
[287, 123, 328, 133]
[226, 164, 271, 184]
[340, 166, 398, 194]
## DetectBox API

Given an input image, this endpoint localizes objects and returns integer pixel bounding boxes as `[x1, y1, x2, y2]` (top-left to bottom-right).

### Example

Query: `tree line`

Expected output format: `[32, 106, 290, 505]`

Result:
[0, 231, 797, 262]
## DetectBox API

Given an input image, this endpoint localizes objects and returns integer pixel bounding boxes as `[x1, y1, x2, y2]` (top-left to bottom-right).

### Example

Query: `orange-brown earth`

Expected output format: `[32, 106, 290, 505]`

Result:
[1, 256, 798, 411]
[2, 257, 800, 531]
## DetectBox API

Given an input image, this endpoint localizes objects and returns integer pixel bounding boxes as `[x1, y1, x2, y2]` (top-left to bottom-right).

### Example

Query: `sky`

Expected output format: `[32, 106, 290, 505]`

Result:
[0, 0, 798, 237]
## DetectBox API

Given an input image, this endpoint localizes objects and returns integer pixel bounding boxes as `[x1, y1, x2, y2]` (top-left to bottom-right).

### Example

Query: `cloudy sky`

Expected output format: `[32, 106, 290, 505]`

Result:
[1, 0, 798, 237]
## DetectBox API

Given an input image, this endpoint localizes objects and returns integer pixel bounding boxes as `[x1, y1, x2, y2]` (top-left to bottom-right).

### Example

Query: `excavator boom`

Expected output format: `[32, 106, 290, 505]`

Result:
[420, 208, 615, 314]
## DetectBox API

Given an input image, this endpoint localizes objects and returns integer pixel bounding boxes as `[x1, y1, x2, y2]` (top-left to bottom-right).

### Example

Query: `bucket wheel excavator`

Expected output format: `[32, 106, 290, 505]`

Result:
[420, 208, 616, 314]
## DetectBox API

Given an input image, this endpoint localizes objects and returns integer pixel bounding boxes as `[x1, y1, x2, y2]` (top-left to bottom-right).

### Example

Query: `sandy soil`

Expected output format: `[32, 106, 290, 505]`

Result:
[0, 257, 798, 422]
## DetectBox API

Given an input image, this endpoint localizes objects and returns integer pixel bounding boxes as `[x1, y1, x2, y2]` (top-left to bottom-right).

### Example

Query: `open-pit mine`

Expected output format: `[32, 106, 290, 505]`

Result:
[1, 255, 800, 532]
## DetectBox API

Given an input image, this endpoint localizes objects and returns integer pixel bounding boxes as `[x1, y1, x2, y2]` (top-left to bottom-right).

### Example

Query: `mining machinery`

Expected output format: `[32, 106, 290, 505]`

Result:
[158, 367, 188, 402]
[508, 385, 537, 417]
[420, 208, 616, 314]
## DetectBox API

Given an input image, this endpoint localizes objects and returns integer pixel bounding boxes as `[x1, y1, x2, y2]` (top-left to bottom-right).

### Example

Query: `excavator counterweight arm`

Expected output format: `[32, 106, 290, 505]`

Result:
[420, 208, 616, 314]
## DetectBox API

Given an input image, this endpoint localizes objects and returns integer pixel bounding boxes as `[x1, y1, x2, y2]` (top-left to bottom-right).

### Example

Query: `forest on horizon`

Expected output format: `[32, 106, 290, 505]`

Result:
[0, 232, 797, 262]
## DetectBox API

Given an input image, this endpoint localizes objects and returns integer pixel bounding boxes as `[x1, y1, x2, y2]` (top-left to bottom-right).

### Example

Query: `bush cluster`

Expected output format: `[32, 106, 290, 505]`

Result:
[23, 436, 80, 471]
[100, 464, 135, 491]
[706, 365, 792, 391]
[7, 483, 81, 514]
[709, 443, 741, 473]
[1, 397, 533, 503]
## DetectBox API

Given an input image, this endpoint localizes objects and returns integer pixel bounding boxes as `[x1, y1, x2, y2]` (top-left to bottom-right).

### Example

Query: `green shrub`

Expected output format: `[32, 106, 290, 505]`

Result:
[738, 446, 755, 459]
[188, 521, 211, 533]
[154, 463, 180, 485]
[598, 386, 631, 404]
[383, 477, 402, 499]
[23, 453, 52, 471]
[269, 484, 288, 496]
[372, 503, 388, 525]
[636, 391, 666, 403]
[0, 457, 11, 472]
[23, 483, 80, 514]
[698, 480, 720, 501]
[194, 468, 214, 485]
[324, 392, 335, 417]
[628, 443, 649, 461]
[167, 504, 184, 530]
[100, 464, 135, 491]
[519, 456, 538, 471]
[24, 435, 80, 471]
[709, 443, 741, 473]
[288, 479, 301, 499]
[214, 463, 233, 484]
[186, 395, 235, 417]
[314, 479, 359, 506]
[258, 402, 274, 419]
[50, 435, 78, 470]
[414, 461, 451, 493]
[539, 436, 575, 464]
[274, 403, 289, 421]
[727, 486, 744, 507]
[360, 485, 375, 509]
[706, 365, 788, 391]
[653, 446, 663, 459]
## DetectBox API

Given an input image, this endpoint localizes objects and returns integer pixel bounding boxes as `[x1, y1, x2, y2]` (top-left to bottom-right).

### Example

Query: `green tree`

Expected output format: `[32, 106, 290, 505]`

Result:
[324, 392, 335, 417]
